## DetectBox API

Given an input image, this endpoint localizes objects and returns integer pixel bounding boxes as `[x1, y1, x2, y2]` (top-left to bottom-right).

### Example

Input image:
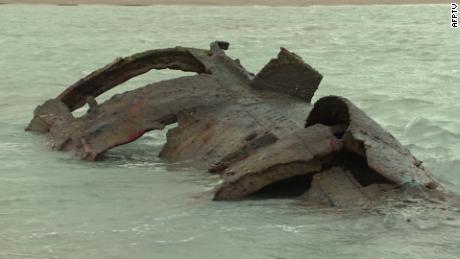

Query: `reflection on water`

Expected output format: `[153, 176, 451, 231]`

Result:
[0, 4, 459, 259]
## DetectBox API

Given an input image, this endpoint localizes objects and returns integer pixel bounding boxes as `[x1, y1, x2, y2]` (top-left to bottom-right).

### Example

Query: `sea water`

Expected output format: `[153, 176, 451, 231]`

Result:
[0, 4, 459, 259]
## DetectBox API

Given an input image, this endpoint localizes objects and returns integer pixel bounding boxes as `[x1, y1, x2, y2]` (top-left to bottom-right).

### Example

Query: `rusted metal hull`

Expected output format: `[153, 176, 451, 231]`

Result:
[27, 41, 454, 210]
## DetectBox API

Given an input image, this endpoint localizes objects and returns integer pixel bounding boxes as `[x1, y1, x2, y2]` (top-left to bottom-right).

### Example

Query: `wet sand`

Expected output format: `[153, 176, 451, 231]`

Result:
[0, 0, 450, 6]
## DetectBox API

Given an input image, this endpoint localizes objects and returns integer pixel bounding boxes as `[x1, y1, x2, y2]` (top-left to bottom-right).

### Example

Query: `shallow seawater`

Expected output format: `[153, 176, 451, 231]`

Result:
[1, 4, 460, 259]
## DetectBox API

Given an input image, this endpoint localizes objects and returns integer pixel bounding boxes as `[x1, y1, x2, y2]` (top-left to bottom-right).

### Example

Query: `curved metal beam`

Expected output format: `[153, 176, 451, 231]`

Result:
[58, 47, 209, 111]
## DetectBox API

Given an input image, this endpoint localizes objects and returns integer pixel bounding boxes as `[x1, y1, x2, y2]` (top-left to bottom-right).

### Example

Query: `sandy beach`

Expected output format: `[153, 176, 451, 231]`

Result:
[0, 0, 450, 6]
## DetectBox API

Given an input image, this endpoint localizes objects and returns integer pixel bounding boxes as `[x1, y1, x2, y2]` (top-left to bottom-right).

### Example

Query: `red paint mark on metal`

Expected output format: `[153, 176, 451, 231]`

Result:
[127, 130, 147, 143]
[330, 139, 337, 152]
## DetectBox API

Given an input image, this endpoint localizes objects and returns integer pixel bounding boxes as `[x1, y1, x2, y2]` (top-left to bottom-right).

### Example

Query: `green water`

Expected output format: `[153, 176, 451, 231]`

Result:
[1, 4, 460, 259]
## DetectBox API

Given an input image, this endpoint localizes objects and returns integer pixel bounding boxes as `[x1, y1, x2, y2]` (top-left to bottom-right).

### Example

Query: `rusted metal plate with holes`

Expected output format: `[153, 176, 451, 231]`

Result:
[27, 41, 452, 209]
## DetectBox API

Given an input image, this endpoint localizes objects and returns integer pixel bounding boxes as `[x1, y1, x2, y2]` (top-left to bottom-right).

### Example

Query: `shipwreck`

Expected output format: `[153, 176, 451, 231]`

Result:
[27, 41, 454, 209]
